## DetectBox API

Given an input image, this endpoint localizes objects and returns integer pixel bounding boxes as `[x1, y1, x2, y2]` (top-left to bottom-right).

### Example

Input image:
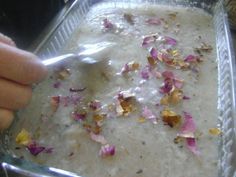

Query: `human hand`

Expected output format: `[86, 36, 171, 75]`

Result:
[0, 33, 47, 131]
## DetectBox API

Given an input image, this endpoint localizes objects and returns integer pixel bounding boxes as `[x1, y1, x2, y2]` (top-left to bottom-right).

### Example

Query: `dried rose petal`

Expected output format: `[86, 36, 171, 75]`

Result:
[184, 55, 201, 63]
[161, 71, 184, 89]
[194, 43, 213, 53]
[93, 114, 106, 126]
[160, 95, 169, 105]
[121, 63, 130, 74]
[170, 49, 180, 57]
[15, 129, 32, 146]
[160, 78, 174, 94]
[90, 132, 107, 145]
[27, 142, 46, 156]
[209, 128, 222, 136]
[118, 90, 135, 99]
[164, 36, 177, 46]
[89, 100, 102, 110]
[142, 106, 157, 124]
[183, 96, 190, 100]
[53, 82, 61, 88]
[173, 78, 184, 89]
[147, 56, 157, 66]
[150, 47, 158, 59]
[50, 96, 60, 112]
[157, 51, 170, 62]
[120, 99, 133, 116]
[170, 89, 183, 104]
[92, 124, 102, 135]
[141, 69, 150, 80]
[151, 70, 162, 79]
[72, 111, 87, 121]
[116, 92, 134, 117]
[161, 109, 181, 127]
[137, 117, 146, 123]
[83, 123, 92, 131]
[160, 89, 183, 105]
[99, 144, 115, 157]
[176, 60, 190, 69]
[186, 138, 200, 155]
[162, 71, 174, 79]
[146, 17, 161, 25]
[103, 18, 114, 29]
[178, 112, 196, 138]
[60, 94, 81, 106]
[71, 95, 81, 105]
[121, 61, 139, 74]
[116, 102, 125, 116]
[142, 36, 155, 47]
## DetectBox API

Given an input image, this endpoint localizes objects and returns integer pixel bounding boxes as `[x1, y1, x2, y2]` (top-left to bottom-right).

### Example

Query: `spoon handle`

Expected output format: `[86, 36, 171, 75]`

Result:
[42, 53, 76, 66]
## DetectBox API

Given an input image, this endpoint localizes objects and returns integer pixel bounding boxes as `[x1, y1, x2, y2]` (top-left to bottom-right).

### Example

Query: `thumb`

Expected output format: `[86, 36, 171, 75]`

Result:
[0, 33, 16, 47]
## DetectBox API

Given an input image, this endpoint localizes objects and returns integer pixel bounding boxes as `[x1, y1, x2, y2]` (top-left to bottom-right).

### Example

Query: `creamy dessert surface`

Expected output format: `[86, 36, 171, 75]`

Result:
[10, 4, 219, 177]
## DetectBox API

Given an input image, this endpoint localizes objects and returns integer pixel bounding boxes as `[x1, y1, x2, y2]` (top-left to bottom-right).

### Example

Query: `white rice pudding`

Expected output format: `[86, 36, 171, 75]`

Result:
[11, 4, 218, 177]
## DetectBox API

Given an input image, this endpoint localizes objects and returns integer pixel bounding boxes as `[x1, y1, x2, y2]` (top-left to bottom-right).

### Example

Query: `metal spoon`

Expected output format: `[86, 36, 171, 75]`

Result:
[42, 41, 115, 66]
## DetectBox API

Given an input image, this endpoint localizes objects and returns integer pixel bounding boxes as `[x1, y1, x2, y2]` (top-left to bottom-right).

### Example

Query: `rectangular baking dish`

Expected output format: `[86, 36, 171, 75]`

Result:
[1, 0, 236, 177]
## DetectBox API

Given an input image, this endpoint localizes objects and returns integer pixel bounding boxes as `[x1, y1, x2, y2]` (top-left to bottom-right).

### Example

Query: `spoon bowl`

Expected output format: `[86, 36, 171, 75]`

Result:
[42, 41, 115, 66]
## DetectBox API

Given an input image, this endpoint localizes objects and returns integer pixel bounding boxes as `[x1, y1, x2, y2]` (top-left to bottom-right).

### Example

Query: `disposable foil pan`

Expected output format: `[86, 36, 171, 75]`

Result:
[0, 0, 236, 176]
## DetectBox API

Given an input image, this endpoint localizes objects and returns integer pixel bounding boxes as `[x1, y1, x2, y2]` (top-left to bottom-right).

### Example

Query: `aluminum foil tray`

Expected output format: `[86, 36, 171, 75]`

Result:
[1, 0, 236, 176]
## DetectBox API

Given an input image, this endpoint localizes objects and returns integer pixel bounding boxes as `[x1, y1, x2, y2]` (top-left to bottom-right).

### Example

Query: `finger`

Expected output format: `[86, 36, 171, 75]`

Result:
[0, 78, 32, 110]
[0, 43, 48, 85]
[0, 33, 16, 47]
[0, 108, 14, 131]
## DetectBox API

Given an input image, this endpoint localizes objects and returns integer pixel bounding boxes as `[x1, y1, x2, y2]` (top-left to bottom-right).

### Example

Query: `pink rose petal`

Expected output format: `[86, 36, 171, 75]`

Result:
[173, 78, 184, 89]
[186, 138, 200, 155]
[146, 17, 161, 25]
[164, 36, 177, 46]
[142, 106, 157, 124]
[142, 36, 155, 47]
[151, 70, 162, 79]
[121, 63, 131, 74]
[72, 112, 86, 121]
[150, 47, 158, 59]
[161, 71, 183, 89]
[183, 96, 190, 100]
[178, 112, 196, 138]
[89, 100, 102, 110]
[162, 71, 174, 79]
[142, 106, 155, 119]
[157, 52, 170, 62]
[27, 142, 46, 156]
[159, 78, 173, 94]
[90, 132, 107, 145]
[60, 94, 81, 107]
[99, 144, 116, 157]
[141, 69, 150, 80]
[184, 55, 200, 63]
